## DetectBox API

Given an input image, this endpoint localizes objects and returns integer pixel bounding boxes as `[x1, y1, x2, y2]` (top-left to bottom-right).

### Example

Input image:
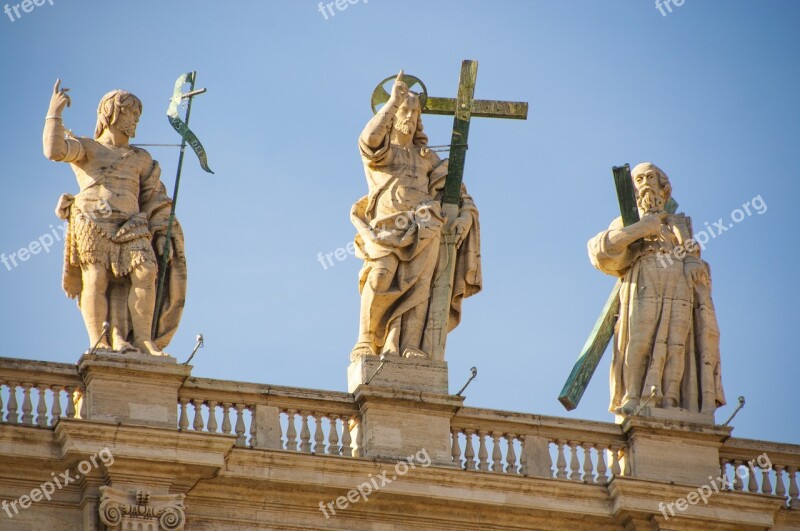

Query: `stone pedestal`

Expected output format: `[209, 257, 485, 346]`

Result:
[348, 352, 449, 394]
[621, 416, 732, 485]
[77, 350, 191, 429]
[352, 384, 462, 466]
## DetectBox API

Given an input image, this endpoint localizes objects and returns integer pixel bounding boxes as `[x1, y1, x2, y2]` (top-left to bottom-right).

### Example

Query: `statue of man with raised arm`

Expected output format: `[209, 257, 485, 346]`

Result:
[43, 80, 187, 356]
[350, 72, 482, 359]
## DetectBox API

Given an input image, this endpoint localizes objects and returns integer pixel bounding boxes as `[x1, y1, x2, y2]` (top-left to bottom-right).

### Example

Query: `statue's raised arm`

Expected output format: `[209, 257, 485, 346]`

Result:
[43, 79, 85, 163]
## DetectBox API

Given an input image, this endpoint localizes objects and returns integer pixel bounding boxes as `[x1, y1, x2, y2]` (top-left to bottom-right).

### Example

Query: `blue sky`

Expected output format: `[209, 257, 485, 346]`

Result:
[0, 1, 797, 445]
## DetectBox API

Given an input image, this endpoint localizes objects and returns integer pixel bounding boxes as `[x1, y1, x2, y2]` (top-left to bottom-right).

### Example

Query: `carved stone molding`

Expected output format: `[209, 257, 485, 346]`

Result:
[98, 486, 185, 530]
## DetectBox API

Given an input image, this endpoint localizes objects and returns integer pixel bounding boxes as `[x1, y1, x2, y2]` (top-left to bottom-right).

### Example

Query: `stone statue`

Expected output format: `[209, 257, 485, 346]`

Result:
[43, 80, 187, 356]
[588, 162, 725, 416]
[351, 72, 482, 359]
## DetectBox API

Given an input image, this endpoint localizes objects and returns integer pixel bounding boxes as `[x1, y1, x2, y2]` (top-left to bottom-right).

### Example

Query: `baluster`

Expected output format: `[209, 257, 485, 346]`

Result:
[49, 386, 61, 427]
[568, 441, 580, 481]
[621, 447, 631, 476]
[748, 463, 759, 493]
[192, 400, 205, 431]
[21, 383, 33, 425]
[340, 416, 352, 456]
[556, 440, 568, 479]
[285, 410, 297, 451]
[583, 444, 595, 484]
[596, 445, 608, 485]
[477, 430, 490, 472]
[775, 465, 787, 499]
[719, 458, 729, 487]
[313, 415, 325, 454]
[609, 446, 621, 477]
[249, 407, 258, 448]
[207, 401, 218, 433]
[762, 465, 773, 495]
[491, 432, 503, 473]
[518, 435, 528, 476]
[78, 390, 86, 419]
[733, 461, 744, 491]
[299, 412, 312, 453]
[178, 398, 189, 431]
[355, 419, 364, 458]
[234, 404, 246, 447]
[221, 403, 233, 435]
[788, 466, 799, 508]
[505, 435, 517, 475]
[464, 429, 476, 471]
[327, 416, 339, 455]
[6, 383, 18, 424]
[35, 385, 48, 427]
[451, 428, 462, 468]
[64, 386, 75, 420]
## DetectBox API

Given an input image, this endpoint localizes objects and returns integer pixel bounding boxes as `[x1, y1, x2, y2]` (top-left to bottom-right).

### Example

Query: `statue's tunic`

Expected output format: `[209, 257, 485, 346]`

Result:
[589, 214, 725, 414]
[57, 137, 187, 349]
[351, 133, 481, 351]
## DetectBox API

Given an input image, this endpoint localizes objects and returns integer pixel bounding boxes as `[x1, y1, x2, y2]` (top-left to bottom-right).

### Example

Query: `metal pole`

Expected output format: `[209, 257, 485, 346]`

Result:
[152, 72, 197, 337]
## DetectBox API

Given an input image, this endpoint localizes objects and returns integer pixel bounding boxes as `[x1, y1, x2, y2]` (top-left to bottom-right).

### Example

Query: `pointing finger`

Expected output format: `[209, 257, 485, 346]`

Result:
[53, 78, 61, 94]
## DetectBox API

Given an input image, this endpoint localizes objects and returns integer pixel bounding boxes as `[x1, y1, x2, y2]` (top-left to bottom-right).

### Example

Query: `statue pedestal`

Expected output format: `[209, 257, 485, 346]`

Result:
[348, 352, 449, 394]
[621, 416, 731, 485]
[348, 353, 458, 466]
[77, 350, 191, 429]
[352, 385, 462, 467]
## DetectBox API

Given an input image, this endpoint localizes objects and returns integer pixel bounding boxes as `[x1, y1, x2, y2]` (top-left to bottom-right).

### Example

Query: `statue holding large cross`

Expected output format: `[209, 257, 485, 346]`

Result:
[562, 162, 726, 418]
[351, 62, 527, 361]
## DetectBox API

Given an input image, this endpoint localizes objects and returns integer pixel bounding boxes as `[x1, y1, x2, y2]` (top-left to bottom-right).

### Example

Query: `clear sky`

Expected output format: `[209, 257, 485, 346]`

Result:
[0, 1, 797, 445]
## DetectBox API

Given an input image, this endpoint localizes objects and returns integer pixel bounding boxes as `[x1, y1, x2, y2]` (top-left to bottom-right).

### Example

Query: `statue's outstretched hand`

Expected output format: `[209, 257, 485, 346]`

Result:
[48, 79, 71, 117]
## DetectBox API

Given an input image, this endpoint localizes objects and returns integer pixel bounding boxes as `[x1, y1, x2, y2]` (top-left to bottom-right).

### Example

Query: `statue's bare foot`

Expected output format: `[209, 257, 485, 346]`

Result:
[140, 340, 167, 356]
[350, 342, 376, 359]
[402, 347, 428, 360]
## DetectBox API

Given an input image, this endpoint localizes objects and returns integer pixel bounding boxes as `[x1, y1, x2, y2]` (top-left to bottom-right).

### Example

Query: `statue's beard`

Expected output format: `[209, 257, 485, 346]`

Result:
[637, 187, 665, 213]
[394, 119, 414, 136]
[117, 122, 136, 138]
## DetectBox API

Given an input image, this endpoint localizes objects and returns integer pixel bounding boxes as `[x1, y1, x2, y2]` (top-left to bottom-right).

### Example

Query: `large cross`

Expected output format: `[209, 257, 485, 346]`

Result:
[558, 164, 678, 410]
[372, 60, 528, 361]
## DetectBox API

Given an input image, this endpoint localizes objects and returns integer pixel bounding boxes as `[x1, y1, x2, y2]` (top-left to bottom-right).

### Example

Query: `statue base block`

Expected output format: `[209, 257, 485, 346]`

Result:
[348, 352, 449, 394]
[621, 416, 732, 485]
[77, 350, 191, 429]
[352, 385, 462, 467]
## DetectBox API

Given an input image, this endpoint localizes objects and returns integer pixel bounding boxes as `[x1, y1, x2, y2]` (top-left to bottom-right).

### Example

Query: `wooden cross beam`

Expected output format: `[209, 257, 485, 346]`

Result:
[558, 164, 678, 410]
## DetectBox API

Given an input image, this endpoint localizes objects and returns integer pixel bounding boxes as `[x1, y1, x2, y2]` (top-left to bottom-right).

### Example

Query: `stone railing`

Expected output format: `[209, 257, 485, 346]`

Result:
[177, 376, 362, 456]
[0, 357, 85, 427]
[450, 407, 630, 482]
[720, 438, 800, 509]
